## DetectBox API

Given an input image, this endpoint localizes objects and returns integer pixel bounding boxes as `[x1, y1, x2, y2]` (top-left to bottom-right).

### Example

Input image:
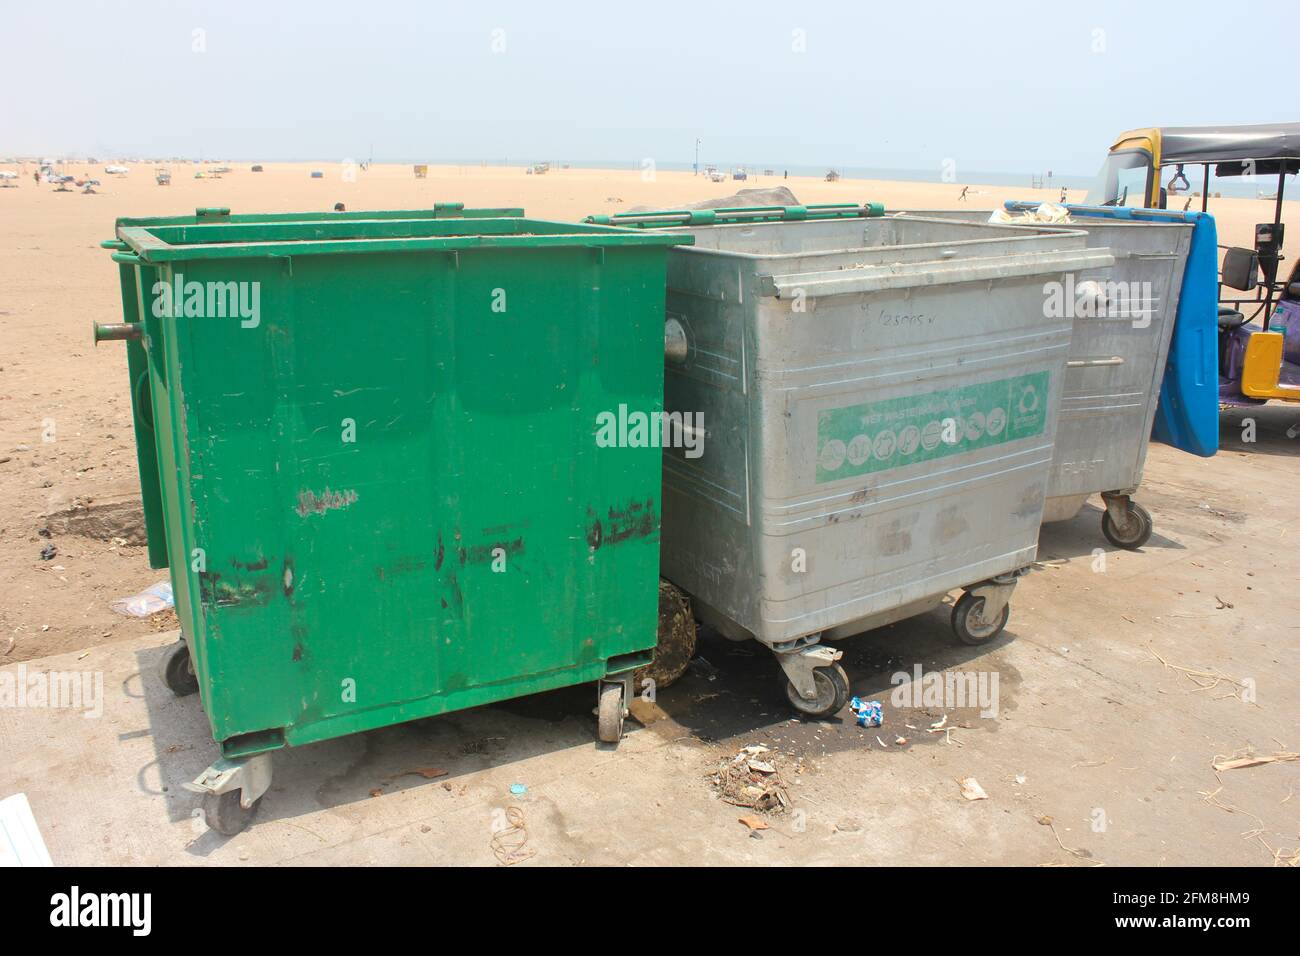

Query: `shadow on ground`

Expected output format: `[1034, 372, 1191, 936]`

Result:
[131, 597, 1017, 852]
[1219, 404, 1300, 457]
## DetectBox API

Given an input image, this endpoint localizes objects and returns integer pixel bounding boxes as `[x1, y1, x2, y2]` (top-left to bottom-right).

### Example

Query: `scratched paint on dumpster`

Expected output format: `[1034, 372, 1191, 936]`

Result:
[815, 371, 1050, 483]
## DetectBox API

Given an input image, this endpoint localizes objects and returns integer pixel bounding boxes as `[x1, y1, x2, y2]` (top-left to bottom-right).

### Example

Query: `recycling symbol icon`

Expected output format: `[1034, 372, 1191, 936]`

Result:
[1017, 384, 1040, 416]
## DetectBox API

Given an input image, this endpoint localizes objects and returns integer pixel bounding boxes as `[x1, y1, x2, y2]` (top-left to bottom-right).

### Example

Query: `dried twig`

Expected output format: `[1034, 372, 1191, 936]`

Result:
[1145, 644, 1252, 698]
[1211, 751, 1298, 772]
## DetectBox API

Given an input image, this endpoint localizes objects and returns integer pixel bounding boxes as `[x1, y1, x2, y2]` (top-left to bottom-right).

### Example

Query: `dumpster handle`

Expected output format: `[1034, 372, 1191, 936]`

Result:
[1067, 357, 1125, 368]
[585, 203, 885, 228]
[111, 251, 146, 265]
[763, 247, 1117, 299]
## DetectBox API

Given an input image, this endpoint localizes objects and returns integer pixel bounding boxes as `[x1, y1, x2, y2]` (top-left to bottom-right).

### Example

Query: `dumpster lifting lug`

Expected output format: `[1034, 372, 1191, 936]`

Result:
[772, 637, 842, 701]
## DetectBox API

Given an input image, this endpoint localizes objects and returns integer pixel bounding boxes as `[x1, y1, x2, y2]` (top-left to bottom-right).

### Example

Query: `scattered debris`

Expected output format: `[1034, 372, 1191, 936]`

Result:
[382, 767, 448, 784]
[834, 817, 862, 833]
[1145, 643, 1253, 698]
[1070, 757, 1112, 770]
[110, 581, 174, 617]
[1212, 751, 1298, 772]
[712, 746, 791, 813]
[1198, 786, 1266, 840]
[689, 656, 720, 681]
[490, 806, 537, 865]
[509, 783, 528, 795]
[957, 777, 988, 801]
[1038, 815, 1100, 864]
[39, 543, 56, 561]
[1262, 841, 1300, 867]
[850, 697, 882, 728]
[1214, 595, 1234, 609]
[737, 815, 769, 832]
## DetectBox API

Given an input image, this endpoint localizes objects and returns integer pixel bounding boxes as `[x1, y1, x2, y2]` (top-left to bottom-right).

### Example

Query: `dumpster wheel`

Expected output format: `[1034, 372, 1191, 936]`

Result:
[1101, 500, 1152, 550]
[783, 663, 850, 718]
[951, 591, 1010, 646]
[633, 580, 696, 692]
[597, 681, 625, 744]
[202, 790, 258, 836]
[159, 637, 199, 697]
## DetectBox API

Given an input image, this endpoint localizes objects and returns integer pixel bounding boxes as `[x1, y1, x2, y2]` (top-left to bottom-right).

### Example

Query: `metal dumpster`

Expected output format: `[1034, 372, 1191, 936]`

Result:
[587, 205, 1112, 716]
[101, 207, 526, 571]
[97, 209, 690, 832]
[892, 204, 1200, 548]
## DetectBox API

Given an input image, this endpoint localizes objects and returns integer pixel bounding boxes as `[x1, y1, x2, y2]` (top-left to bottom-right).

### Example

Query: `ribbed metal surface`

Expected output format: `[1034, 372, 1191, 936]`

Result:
[891, 212, 1193, 516]
[657, 217, 1108, 645]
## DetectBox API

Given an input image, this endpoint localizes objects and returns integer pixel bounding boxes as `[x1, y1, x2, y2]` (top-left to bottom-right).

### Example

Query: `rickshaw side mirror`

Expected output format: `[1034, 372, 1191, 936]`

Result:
[1221, 247, 1260, 291]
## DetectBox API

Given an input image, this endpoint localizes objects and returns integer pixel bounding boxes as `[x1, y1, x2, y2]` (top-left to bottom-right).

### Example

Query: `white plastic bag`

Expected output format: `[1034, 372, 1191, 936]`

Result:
[110, 581, 174, 618]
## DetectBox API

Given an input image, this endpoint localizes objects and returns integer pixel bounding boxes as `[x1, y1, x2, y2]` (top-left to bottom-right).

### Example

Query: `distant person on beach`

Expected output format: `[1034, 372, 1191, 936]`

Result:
[1060, 187, 1067, 203]
[333, 202, 346, 212]
[958, 186, 969, 201]
[33, 171, 40, 185]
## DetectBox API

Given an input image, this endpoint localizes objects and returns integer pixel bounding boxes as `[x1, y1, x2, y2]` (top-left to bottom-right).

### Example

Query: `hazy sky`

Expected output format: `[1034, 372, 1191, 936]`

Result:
[2, 0, 1294, 174]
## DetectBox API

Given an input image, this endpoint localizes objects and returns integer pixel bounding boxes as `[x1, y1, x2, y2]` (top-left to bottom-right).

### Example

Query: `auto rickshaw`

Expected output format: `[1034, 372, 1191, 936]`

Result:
[1085, 124, 1299, 405]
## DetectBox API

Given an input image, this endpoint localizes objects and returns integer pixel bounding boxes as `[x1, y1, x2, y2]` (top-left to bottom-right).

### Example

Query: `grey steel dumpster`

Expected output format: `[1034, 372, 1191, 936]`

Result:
[892, 209, 1194, 549]
[588, 206, 1113, 716]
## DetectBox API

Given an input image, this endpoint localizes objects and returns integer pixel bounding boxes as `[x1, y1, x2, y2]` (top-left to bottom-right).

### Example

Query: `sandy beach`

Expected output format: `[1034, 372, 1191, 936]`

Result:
[0, 160, 1295, 665]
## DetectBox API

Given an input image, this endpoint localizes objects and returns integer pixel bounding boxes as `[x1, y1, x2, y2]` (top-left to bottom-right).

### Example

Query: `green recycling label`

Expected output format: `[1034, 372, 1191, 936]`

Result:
[815, 371, 1050, 483]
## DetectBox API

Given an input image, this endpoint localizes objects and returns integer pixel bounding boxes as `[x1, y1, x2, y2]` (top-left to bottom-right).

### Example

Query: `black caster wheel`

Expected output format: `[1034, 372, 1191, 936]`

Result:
[783, 662, 850, 718]
[159, 639, 198, 697]
[202, 790, 257, 836]
[597, 681, 625, 744]
[951, 591, 1010, 645]
[1101, 501, 1152, 550]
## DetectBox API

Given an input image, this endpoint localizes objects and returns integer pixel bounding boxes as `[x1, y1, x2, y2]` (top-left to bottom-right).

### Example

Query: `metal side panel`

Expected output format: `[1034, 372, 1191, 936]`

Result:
[745, 277, 1069, 644]
[1049, 220, 1193, 500]
[658, 217, 1086, 645]
[142, 246, 668, 749]
[889, 210, 1199, 503]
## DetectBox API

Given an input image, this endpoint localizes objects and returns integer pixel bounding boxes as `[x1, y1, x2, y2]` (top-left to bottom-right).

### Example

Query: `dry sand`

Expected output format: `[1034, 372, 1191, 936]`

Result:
[1, 161, 1296, 663]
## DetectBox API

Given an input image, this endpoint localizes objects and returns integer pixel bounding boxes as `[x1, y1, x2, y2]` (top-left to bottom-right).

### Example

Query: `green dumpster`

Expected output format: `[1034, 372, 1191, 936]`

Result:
[101, 207, 526, 571]
[98, 209, 691, 832]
